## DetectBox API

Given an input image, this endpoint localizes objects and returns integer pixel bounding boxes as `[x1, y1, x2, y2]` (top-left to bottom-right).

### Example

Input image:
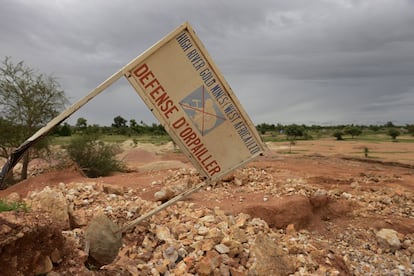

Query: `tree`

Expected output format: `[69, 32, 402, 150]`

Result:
[75, 117, 88, 132]
[0, 117, 25, 158]
[256, 123, 276, 135]
[387, 128, 400, 141]
[344, 126, 362, 138]
[57, 122, 72, 136]
[385, 121, 394, 128]
[0, 57, 68, 182]
[129, 119, 138, 129]
[112, 115, 127, 128]
[283, 124, 305, 154]
[285, 124, 305, 140]
[368, 125, 380, 132]
[151, 123, 167, 136]
[112, 115, 128, 135]
[333, 131, 344, 140]
[129, 119, 144, 134]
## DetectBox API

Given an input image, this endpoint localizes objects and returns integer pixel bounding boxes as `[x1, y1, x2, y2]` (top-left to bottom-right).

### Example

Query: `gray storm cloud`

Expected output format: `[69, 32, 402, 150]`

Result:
[1, 0, 413, 125]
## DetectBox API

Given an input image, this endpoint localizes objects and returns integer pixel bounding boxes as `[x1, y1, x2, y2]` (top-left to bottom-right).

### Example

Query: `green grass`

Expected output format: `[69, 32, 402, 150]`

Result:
[0, 199, 30, 213]
[261, 135, 309, 142]
[52, 135, 73, 146]
[128, 135, 171, 145]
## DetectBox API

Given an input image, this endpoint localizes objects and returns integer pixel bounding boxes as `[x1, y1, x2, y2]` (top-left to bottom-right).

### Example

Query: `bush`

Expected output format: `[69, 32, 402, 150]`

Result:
[285, 124, 305, 139]
[333, 131, 344, 140]
[344, 126, 362, 138]
[406, 124, 414, 136]
[66, 135, 125, 178]
[58, 123, 72, 136]
[387, 128, 400, 141]
[0, 199, 30, 212]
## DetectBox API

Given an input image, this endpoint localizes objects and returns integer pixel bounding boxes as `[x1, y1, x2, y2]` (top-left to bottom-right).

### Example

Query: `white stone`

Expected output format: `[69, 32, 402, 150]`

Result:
[376, 228, 401, 251]
[215, 244, 230, 254]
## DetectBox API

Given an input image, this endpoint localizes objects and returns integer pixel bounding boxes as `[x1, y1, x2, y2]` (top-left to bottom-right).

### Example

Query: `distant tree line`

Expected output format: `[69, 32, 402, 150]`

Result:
[53, 116, 167, 137]
[256, 121, 414, 141]
[51, 120, 414, 141]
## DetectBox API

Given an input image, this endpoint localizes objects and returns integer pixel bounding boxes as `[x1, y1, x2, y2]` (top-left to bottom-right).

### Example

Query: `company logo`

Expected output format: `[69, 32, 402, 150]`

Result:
[180, 86, 226, 136]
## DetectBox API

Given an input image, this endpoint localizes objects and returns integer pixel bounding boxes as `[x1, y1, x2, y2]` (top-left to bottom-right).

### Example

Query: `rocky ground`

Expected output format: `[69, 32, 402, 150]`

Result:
[0, 140, 413, 275]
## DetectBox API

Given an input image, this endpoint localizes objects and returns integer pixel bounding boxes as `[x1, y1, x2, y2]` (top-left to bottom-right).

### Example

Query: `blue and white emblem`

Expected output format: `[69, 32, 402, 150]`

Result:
[180, 86, 226, 136]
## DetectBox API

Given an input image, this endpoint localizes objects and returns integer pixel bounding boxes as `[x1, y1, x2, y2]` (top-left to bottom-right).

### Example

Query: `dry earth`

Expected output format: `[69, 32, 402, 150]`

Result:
[0, 139, 413, 275]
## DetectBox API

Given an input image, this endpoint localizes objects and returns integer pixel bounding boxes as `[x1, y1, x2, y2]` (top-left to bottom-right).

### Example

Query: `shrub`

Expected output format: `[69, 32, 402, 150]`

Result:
[406, 124, 414, 136]
[364, 147, 369, 158]
[285, 124, 305, 140]
[0, 199, 30, 212]
[66, 135, 125, 178]
[58, 123, 72, 136]
[344, 126, 362, 138]
[333, 131, 344, 140]
[387, 128, 400, 141]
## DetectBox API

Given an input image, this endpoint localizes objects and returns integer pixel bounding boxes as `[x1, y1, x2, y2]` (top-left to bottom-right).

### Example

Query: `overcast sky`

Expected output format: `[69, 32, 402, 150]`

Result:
[1, 0, 413, 126]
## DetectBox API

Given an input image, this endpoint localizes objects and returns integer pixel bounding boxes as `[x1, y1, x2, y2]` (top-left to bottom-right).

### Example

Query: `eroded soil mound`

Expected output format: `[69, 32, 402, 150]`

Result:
[0, 211, 89, 275]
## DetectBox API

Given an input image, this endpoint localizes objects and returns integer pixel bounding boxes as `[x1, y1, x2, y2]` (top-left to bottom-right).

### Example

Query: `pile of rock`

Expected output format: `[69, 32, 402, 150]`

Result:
[1, 165, 413, 275]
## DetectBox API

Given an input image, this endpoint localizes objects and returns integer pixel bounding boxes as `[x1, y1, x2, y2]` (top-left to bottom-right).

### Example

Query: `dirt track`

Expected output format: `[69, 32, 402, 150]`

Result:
[0, 139, 413, 275]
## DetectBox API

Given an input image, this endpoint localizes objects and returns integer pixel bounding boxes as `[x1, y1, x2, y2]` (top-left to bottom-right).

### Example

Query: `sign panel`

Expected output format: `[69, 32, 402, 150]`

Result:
[123, 22, 265, 181]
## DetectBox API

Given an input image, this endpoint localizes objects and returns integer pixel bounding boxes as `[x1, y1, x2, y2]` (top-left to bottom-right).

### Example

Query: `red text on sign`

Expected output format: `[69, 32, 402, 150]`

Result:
[133, 64, 179, 119]
[172, 117, 221, 176]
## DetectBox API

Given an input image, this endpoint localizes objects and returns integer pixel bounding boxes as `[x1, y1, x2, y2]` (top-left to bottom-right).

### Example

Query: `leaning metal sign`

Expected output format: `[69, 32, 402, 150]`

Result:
[0, 22, 265, 186]
[123, 22, 265, 181]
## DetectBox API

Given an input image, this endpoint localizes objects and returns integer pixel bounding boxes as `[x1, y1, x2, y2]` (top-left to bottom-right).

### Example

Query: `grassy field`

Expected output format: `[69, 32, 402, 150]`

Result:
[49, 129, 414, 165]
[52, 130, 414, 148]
[52, 134, 172, 146]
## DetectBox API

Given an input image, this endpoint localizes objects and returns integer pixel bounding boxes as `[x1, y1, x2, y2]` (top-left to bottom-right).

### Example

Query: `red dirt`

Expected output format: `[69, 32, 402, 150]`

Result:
[1, 139, 414, 274]
[2, 140, 413, 237]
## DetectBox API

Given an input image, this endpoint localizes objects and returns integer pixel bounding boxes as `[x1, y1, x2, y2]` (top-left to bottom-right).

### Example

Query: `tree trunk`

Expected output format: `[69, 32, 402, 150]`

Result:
[21, 151, 29, 180]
